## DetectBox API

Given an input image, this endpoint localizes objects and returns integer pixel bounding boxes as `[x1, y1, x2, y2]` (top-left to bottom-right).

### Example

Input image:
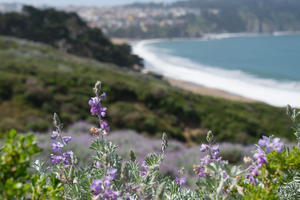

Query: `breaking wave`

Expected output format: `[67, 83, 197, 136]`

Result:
[133, 38, 300, 107]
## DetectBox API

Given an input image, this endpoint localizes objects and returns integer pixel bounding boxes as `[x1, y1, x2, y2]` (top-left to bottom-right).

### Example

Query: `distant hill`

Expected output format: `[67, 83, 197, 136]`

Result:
[0, 36, 292, 144]
[107, 0, 300, 38]
[173, 0, 300, 33]
[0, 6, 143, 68]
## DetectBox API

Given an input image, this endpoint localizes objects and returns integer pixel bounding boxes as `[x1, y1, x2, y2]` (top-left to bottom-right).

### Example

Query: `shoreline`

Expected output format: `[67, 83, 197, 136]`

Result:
[131, 34, 300, 107]
[111, 37, 257, 103]
[111, 31, 300, 45]
[111, 37, 137, 45]
[165, 77, 257, 103]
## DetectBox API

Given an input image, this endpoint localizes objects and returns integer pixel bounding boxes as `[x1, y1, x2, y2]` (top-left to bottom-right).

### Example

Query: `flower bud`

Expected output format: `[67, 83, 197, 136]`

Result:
[90, 127, 101, 136]
[53, 113, 63, 130]
[93, 81, 101, 96]
[243, 156, 251, 163]
[161, 132, 168, 155]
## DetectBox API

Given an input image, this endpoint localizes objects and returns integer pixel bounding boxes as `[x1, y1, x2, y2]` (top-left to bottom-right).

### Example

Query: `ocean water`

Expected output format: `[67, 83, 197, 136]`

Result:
[133, 34, 300, 107]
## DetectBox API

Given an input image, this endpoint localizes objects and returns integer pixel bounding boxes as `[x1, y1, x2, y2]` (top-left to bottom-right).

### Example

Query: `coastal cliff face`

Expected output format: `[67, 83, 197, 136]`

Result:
[244, 18, 300, 34]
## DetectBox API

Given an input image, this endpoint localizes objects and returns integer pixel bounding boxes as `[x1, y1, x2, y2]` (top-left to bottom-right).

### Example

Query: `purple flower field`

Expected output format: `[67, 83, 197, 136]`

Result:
[35, 121, 258, 186]
[2, 80, 300, 199]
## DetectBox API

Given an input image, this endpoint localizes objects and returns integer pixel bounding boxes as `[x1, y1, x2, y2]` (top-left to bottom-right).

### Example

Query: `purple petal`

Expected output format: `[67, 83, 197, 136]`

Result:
[62, 136, 72, 144]
[52, 141, 63, 153]
[50, 131, 59, 140]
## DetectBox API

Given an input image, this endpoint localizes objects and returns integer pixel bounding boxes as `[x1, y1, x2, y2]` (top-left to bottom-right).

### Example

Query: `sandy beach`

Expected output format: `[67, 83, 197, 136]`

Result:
[111, 38, 136, 45]
[166, 78, 257, 103]
[112, 37, 257, 103]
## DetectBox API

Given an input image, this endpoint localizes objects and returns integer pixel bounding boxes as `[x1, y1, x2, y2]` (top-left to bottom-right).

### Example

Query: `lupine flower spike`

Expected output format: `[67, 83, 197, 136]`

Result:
[245, 135, 284, 183]
[49, 113, 73, 166]
[89, 81, 110, 136]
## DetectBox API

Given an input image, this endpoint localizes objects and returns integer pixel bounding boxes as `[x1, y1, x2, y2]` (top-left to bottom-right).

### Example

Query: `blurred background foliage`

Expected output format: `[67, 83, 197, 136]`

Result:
[0, 6, 143, 68]
[0, 36, 292, 144]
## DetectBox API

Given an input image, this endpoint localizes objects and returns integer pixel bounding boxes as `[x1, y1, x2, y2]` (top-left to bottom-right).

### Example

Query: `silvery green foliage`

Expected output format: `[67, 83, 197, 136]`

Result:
[195, 132, 244, 200]
[86, 135, 198, 199]
[278, 174, 300, 200]
[48, 126, 198, 199]
[31, 81, 300, 200]
[35, 81, 200, 200]
[287, 105, 300, 146]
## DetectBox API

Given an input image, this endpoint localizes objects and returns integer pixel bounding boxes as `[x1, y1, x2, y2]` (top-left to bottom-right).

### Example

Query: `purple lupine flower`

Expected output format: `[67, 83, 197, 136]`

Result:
[141, 161, 148, 170]
[257, 155, 267, 168]
[197, 143, 223, 178]
[200, 144, 209, 152]
[245, 141, 270, 183]
[100, 92, 107, 100]
[107, 168, 118, 179]
[198, 171, 206, 177]
[253, 148, 265, 159]
[50, 131, 59, 140]
[258, 136, 269, 147]
[176, 177, 187, 187]
[90, 179, 103, 196]
[223, 171, 228, 179]
[126, 196, 135, 200]
[139, 171, 147, 176]
[139, 161, 148, 175]
[103, 176, 113, 187]
[253, 148, 267, 168]
[194, 166, 206, 177]
[50, 154, 63, 164]
[103, 189, 120, 200]
[200, 155, 211, 166]
[249, 165, 259, 176]
[63, 150, 72, 158]
[89, 97, 100, 107]
[100, 120, 110, 135]
[211, 144, 219, 152]
[90, 105, 101, 116]
[271, 137, 284, 153]
[211, 145, 220, 160]
[101, 168, 118, 187]
[89, 97, 102, 115]
[62, 136, 72, 144]
[89, 88, 110, 137]
[62, 150, 73, 165]
[52, 141, 64, 153]
[258, 136, 284, 153]
[100, 107, 107, 117]
[246, 174, 257, 183]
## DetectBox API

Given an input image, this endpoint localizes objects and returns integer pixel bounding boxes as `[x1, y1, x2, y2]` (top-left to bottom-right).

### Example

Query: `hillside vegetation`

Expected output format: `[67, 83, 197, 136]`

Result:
[0, 6, 142, 68]
[0, 36, 292, 144]
[174, 0, 300, 33]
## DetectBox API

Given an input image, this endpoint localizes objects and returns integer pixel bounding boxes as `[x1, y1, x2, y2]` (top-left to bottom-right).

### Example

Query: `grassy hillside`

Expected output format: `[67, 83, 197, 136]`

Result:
[0, 6, 142, 68]
[0, 36, 293, 144]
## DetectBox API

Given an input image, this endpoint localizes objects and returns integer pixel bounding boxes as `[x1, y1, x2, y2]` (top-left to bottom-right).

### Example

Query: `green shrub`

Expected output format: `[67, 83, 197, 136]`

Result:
[0, 130, 41, 199]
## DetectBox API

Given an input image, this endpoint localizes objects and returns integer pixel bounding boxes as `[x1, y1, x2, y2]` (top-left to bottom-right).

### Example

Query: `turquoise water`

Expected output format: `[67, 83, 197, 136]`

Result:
[151, 35, 300, 81]
[133, 34, 300, 107]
